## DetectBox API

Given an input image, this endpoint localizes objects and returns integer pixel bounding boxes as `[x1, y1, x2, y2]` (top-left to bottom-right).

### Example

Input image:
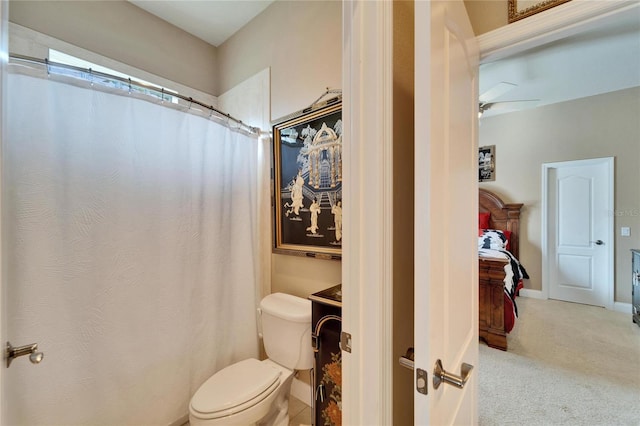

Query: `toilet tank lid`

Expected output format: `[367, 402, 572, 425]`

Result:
[260, 293, 311, 322]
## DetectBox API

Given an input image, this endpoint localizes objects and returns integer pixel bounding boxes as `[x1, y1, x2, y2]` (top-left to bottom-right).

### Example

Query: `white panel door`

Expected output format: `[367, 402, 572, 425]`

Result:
[0, 1, 6, 422]
[415, 1, 479, 424]
[545, 158, 614, 307]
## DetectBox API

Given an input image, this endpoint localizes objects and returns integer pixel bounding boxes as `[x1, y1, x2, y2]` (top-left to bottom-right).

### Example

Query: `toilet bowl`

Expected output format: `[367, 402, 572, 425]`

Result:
[189, 359, 293, 426]
[189, 293, 313, 426]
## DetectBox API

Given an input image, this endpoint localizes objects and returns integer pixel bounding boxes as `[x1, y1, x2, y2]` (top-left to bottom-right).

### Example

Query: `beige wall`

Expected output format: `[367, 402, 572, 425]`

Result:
[8, 0, 218, 95]
[479, 87, 640, 304]
[217, 0, 342, 121]
[464, 0, 508, 35]
[392, 1, 415, 424]
[217, 0, 343, 298]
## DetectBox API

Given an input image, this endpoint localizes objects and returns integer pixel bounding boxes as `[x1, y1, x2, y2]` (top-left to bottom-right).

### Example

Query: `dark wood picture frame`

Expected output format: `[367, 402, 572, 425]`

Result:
[272, 99, 342, 259]
[479, 145, 496, 182]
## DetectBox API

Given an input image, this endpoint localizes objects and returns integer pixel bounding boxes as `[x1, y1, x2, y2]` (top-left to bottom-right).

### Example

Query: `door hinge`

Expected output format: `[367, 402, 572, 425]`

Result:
[416, 368, 428, 395]
[340, 331, 352, 353]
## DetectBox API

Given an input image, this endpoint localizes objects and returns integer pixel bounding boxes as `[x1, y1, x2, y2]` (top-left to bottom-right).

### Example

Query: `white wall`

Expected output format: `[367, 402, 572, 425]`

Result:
[479, 87, 640, 304]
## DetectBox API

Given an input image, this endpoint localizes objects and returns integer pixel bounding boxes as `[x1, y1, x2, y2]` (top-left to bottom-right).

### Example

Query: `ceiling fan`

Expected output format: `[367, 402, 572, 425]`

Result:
[478, 81, 539, 117]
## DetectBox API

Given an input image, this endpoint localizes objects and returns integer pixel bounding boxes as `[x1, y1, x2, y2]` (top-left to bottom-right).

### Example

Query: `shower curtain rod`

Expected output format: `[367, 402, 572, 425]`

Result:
[9, 53, 260, 135]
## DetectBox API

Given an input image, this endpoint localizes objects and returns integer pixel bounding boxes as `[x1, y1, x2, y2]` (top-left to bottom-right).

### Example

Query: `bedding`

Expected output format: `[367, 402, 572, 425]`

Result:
[479, 228, 512, 250]
[478, 247, 529, 333]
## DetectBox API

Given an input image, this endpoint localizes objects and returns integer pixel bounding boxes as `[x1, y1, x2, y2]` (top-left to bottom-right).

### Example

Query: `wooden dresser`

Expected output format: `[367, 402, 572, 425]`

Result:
[632, 249, 640, 326]
[309, 284, 342, 426]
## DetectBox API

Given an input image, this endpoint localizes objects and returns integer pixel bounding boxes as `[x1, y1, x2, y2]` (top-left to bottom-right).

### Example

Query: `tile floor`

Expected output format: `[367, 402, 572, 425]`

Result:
[181, 396, 311, 426]
[288, 396, 312, 426]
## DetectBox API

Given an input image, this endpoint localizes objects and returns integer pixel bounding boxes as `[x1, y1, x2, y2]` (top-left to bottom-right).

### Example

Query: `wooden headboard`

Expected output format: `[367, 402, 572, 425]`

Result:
[479, 189, 523, 259]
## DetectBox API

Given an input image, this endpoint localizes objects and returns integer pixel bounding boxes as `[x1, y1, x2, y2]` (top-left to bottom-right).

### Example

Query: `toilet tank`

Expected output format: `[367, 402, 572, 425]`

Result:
[260, 293, 313, 370]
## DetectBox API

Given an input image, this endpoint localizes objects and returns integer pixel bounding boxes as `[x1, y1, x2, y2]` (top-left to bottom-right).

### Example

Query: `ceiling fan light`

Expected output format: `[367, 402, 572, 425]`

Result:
[478, 102, 491, 117]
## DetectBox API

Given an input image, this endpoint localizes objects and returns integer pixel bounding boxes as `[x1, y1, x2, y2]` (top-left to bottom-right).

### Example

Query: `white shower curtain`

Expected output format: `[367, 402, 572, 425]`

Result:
[5, 67, 263, 425]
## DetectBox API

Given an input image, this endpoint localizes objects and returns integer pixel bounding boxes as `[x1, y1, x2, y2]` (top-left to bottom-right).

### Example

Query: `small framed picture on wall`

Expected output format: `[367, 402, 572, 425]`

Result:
[479, 145, 495, 182]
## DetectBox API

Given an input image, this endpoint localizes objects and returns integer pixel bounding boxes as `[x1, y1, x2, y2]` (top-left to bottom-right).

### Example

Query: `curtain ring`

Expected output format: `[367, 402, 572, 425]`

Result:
[161, 87, 165, 103]
[44, 58, 50, 77]
[128, 78, 132, 94]
[89, 68, 94, 86]
[188, 97, 193, 109]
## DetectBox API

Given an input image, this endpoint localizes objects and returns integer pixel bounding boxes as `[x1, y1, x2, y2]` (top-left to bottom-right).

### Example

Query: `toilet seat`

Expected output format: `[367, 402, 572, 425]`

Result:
[190, 359, 281, 420]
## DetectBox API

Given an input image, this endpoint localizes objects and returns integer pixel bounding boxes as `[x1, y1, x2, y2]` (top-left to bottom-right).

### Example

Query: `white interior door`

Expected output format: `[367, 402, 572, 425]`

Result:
[0, 1, 6, 422]
[414, 1, 479, 424]
[544, 157, 614, 308]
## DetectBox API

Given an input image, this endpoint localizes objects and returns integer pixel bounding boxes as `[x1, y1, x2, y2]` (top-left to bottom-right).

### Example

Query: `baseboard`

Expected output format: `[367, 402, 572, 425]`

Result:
[519, 290, 632, 314]
[519, 289, 545, 299]
[613, 301, 631, 314]
[291, 376, 312, 407]
[168, 414, 188, 426]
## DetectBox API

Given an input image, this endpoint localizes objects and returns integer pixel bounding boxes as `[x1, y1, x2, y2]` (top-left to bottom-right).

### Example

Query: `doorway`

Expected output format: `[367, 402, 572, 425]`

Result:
[543, 157, 614, 308]
[474, 3, 637, 424]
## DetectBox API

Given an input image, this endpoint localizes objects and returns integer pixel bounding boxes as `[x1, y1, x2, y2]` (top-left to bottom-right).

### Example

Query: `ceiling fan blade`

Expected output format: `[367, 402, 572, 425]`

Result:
[488, 99, 540, 110]
[479, 81, 517, 103]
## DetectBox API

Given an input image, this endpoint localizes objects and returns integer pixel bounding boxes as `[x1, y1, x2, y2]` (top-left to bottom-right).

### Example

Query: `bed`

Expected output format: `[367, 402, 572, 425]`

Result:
[478, 189, 528, 351]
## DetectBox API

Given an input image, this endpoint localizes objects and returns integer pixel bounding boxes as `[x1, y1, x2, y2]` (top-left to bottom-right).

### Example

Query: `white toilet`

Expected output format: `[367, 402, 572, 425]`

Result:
[189, 293, 313, 426]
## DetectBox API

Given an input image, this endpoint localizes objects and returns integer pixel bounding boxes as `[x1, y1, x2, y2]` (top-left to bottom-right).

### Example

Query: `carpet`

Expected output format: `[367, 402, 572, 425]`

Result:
[479, 297, 640, 426]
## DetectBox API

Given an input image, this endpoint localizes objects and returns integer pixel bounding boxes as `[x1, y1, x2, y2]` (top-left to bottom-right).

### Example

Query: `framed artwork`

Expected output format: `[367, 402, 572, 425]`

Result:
[508, 0, 572, 23]
[479, 145, 496, 182]
[272, 99, 342, 259]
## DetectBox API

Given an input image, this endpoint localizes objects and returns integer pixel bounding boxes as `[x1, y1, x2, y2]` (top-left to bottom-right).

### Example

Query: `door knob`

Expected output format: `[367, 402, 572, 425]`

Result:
[591, 240, 604, 245]
[433, 359, 473, 390]
[6, 341, 44, 368]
